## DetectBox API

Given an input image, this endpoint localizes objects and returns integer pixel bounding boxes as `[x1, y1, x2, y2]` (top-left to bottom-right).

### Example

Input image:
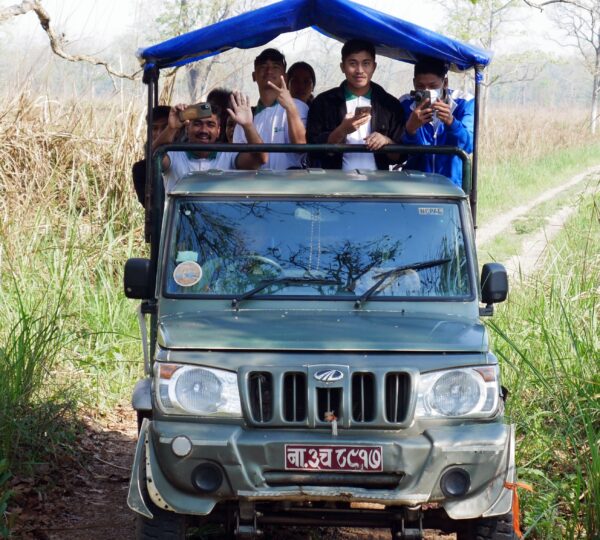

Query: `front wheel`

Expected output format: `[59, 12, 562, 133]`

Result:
[456, 512, 517, 540]
[136, 508, 186, 540]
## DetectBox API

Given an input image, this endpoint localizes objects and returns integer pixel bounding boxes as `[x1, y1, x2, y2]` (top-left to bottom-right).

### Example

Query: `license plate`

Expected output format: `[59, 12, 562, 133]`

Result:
[285, 444, 383, 472]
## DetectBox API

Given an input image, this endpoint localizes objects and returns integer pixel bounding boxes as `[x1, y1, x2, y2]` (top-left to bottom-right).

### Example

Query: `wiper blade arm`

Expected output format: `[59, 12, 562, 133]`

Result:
[354, 258, 451, 309]
[231, 277, 339, 309]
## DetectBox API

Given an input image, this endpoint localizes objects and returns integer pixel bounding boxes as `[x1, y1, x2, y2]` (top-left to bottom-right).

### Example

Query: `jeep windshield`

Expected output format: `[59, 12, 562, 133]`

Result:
[164, 198, 471, 300]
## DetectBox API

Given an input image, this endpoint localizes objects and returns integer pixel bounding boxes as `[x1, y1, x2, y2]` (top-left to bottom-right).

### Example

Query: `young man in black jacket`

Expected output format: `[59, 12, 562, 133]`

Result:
[307, 39, 404, 170]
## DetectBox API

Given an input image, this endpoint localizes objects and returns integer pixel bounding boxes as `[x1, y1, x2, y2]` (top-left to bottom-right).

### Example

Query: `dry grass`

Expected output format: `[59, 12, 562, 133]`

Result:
[479, 106, 589, 163]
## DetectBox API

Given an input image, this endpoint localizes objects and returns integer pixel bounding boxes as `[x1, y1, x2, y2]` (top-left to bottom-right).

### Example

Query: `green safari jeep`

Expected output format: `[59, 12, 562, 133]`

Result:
[124, 164, 515, 539]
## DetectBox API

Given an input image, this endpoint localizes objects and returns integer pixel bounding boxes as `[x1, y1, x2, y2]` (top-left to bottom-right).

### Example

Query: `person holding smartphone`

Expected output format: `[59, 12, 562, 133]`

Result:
[154, 93, 267, 192]
[307, 39, 404, 170]
[399, 57, 474, 187]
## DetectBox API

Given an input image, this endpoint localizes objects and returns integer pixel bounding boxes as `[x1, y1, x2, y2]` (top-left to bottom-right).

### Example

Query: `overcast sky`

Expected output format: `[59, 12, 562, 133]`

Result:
[1, 0, 564, 56]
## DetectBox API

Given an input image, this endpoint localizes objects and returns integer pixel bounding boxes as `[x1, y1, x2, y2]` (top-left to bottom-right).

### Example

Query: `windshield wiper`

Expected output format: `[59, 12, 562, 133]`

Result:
[231, 277, 339, 309]
[354, 258, 451, 309]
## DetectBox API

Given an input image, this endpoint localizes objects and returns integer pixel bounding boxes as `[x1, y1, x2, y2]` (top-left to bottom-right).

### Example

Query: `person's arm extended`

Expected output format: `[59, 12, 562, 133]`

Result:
[229, 92, 267, 169]
[152, 104, 187, 170]
[268, 76, 306, 144]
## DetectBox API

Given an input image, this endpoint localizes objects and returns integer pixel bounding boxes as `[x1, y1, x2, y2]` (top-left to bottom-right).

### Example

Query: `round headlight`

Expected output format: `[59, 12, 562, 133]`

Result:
[175, 368, 222, 414]
[430, 370, 482, 416]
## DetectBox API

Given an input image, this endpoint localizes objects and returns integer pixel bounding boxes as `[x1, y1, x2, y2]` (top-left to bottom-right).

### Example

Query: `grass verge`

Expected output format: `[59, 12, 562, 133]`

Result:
[489, 192, 599, 539]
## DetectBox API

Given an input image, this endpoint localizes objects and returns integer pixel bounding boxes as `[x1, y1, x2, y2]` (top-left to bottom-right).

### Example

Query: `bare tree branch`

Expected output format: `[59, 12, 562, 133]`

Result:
[0, 0, 141, 80]
[0, 0, 36, 23]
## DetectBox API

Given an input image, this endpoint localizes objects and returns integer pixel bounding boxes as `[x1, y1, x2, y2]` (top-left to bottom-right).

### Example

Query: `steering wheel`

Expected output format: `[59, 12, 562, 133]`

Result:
[239, 255, 284, 277]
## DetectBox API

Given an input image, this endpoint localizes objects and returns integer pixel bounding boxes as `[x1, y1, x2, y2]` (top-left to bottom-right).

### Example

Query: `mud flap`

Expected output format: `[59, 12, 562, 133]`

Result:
[127, 418, 153, 519]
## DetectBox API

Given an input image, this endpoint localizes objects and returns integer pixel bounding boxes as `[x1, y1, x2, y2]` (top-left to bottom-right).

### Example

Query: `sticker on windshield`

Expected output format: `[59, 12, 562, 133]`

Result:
[418, 207, 444, 216]
[173, 261, 203, 287]
[176, 251, 198, 263]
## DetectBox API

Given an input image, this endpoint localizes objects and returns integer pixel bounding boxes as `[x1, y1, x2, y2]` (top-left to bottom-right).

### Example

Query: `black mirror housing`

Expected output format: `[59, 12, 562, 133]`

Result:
[481, 263, 508, 305]
[124, 258, 154, 299]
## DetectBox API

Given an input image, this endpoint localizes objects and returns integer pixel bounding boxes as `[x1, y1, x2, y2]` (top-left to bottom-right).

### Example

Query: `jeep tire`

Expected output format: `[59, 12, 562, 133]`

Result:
[456, 512, 517, 540]
[136, 446, 186, 540]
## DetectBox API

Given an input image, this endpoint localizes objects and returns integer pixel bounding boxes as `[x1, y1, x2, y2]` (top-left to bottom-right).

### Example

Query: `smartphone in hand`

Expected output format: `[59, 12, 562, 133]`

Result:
[178, 103, 213, 122]
[354, 106, 372, 117]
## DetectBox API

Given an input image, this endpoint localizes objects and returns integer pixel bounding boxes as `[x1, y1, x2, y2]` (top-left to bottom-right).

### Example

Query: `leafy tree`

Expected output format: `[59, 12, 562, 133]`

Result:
[434, 0, 537, 125]
[525, 0, 600, 133]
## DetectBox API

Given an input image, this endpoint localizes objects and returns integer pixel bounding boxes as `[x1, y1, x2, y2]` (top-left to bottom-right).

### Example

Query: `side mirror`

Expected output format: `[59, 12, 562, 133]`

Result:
[481, 263, 508, 305]
[124, 258, 154, 299]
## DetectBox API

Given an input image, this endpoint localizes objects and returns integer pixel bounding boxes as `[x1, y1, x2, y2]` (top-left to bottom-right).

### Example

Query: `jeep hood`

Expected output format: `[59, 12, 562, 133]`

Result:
[157, 309, 488, 353]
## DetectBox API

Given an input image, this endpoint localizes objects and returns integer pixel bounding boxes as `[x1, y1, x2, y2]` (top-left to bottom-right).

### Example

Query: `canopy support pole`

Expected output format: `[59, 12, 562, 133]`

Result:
[142, 66, 160, 363]
[470, 65, 483, 230]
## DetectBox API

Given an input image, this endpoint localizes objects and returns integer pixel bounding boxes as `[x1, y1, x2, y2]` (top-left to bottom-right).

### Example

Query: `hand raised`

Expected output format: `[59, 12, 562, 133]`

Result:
[267, 75, 295, 110]
[169, 103, 188, 129]
[227, 91, 253, 127]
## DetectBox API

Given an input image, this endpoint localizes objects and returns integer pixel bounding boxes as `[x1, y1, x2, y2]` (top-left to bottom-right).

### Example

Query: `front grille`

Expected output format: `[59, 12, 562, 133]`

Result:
[248, 372, 273, 422]
[243, 367, 412, 428]
[316, 387, 342, 423]
[385, 372, 411, 423]
[283, 372, 307, 422]
[352, 372, 375, 422]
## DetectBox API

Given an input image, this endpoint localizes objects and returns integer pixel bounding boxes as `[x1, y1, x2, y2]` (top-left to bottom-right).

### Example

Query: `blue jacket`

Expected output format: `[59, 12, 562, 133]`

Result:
[399, 89, 474, 188]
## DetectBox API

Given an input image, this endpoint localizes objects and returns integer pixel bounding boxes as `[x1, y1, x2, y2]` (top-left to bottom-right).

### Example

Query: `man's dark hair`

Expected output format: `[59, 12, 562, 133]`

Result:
[287, 61, 316, 87]
[414, 57, 448, 79]
[341, 39, 376, 61]
[207, 88, 232, 141]
[150, 105, 170, 122]
[207, 88, 232, 109]
[254, 48, 286, 69]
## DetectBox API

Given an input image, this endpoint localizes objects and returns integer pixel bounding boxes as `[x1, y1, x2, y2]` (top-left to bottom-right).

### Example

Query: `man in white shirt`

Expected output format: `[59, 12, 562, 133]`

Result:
[233, 48, 308, 169]
[307, 39, 404, 171]
[155, 92, 267, 192]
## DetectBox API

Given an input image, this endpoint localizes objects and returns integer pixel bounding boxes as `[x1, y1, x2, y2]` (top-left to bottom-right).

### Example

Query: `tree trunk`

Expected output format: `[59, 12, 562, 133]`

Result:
[591, 53, 599, 135]
[187, 66, 199, 103]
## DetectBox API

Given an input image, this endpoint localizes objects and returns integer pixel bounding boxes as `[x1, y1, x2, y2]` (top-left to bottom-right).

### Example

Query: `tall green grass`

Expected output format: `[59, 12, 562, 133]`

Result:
[489, 192, 599, 539]
[0, 94, 145, 532]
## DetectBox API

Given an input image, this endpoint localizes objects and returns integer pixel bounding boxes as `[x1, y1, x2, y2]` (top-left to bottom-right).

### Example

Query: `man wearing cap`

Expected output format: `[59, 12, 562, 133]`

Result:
[154, 92, 267, 192]
[307, 39, 404, 171]
[399, 57, 474, 187]
[233, 48, 308, 169]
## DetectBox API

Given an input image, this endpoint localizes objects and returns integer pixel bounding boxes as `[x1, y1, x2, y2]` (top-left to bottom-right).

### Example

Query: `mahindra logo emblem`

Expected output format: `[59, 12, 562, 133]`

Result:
[314, 369, 344, 382]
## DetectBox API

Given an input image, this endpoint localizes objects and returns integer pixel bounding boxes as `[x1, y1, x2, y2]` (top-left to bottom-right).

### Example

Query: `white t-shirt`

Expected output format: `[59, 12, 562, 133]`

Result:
[343, 94, 377, 171]
[164, 151, 237, 192]
[233, 99, 308, 170]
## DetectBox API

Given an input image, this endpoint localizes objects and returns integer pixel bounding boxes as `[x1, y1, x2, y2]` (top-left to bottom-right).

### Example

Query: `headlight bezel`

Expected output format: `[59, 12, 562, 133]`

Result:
[154, 363, 242, 418]
[415, 365, 500, 419]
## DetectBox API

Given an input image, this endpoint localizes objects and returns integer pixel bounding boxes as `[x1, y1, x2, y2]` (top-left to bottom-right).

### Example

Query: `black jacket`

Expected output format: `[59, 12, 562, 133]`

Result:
[306, 81, 404, 170]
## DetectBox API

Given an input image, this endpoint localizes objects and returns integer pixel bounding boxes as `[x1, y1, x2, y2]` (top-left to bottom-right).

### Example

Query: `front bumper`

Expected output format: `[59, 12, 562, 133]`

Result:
[128, 419, 515, 521]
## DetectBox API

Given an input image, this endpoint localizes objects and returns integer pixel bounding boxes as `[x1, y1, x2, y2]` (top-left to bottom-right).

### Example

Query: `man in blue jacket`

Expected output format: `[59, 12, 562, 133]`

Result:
[399, 57, 474, 187]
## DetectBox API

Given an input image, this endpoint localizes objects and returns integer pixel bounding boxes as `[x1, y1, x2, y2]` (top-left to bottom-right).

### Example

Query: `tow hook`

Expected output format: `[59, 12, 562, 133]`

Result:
[235, 502, 263, 538]
[392, 507, 424, 539]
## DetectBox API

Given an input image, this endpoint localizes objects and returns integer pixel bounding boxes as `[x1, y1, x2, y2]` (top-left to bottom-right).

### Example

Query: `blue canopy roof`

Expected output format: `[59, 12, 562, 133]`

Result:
[139, 0, 492, 73]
